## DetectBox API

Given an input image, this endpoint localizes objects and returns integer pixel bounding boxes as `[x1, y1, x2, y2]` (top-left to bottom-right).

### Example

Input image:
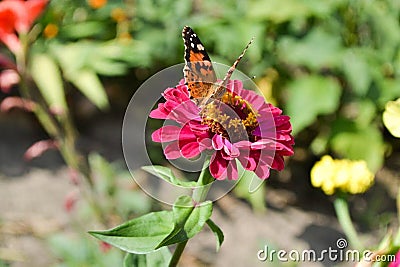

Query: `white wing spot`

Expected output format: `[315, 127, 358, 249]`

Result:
[197, 44, 204, 50]
[191, 43, 195, 48]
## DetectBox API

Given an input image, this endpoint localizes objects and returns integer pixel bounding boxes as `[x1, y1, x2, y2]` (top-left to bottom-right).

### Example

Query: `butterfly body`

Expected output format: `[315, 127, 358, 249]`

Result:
[182, 26, 253, 109]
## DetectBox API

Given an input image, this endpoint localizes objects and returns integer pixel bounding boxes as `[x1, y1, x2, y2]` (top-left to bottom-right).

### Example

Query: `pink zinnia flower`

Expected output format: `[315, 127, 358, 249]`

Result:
[389, 251, 400, 267]
[150, 79, 294, 180]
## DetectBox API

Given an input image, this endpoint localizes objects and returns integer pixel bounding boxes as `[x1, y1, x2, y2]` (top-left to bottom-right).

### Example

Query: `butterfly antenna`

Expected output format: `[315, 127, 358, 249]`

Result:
[221, 37, 255, 86]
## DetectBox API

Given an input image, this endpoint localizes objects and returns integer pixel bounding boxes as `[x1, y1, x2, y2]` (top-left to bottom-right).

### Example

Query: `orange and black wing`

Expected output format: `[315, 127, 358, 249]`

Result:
[182, 26, 217, 101]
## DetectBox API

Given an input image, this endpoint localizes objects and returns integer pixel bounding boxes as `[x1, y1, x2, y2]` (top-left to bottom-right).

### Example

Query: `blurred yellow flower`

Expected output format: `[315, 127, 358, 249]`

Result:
[87, 0, 107, 9]
[117, 32, 132, 43]
[311, 155, 374, 195]
[111, 7, 127, 23]
[383, 98, 400, 138]
[43, 23, 58, 39]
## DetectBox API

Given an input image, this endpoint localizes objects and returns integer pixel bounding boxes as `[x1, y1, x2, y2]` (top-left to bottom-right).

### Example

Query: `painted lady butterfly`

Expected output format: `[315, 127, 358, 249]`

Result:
[182, 26, 253, 108]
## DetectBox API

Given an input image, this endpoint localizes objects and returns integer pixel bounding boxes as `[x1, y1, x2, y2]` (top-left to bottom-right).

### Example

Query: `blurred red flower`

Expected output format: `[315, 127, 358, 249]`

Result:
[23, 139, 59, 161]
[99, 241, 112, 253]
[0, 0, 48, 53]
[0, 69, 19, 93]
[64, 190, 79, 213]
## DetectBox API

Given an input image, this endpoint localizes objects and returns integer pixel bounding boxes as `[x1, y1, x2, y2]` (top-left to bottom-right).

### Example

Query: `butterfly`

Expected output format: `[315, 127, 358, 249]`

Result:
[182, 26, 253, 109]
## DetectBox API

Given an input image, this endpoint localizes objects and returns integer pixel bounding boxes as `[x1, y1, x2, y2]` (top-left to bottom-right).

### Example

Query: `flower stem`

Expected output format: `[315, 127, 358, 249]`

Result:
[192, 157, 214, 203]
[168, 240, 188, 267]
[14, 31, 106, 226]
[169, 157, 214, 266]
[333, 194, 364, 251]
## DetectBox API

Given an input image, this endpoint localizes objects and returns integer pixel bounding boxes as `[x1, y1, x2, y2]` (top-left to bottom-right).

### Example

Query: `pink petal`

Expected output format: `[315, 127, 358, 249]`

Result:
[24, 139, 59, 161]
[199, 138, 212, 150]
[151, 125, 181, 143]
[210, 152, 228, 180]
[1, 97, 36, 112]
[149, 103, 168, 119]
[68, 168, 80, 185]
[235, 140, 252, 148]
[223, 139, 240, 157]
[64, 190, 79, 213]
[188, 121, 209, 131]
[99, 241, 112, 253]
[212, 134, 224, 150]
[169, 102, 200, 123]
[178, 125, 198, 140]
[238, 152, 257, 171]
[0, 31, 21, 54]
[180, 142, 201, 158]
[49, 105, 65, 116]
[271, 155, 285, 171]
[254, 164, 271, 179]
[226, 160, 238, 180]
[250, 139, 271, 150]
[164, 142, 182, 159]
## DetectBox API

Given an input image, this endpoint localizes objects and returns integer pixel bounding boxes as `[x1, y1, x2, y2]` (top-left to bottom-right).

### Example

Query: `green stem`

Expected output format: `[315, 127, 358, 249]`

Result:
[169, 157, 214, 266]
[333, 194, 364, 251]
[168, 240, 188, 267]
[192, 157, 214, 203]
[15, 31, 105, 226]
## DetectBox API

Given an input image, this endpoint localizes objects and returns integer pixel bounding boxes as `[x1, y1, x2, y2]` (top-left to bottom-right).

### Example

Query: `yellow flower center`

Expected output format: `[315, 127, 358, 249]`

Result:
[201, 91, 259, 142]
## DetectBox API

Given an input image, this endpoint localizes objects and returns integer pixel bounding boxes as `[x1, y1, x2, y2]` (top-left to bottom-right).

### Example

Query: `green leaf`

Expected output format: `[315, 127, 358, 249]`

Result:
[50, 43, 87, 75]
[277, 28, 343, 70]
[89, 42, 131, 76]
[247, 0, 345, 23]
[158, 196, 212, 247]
[353, 100, 377, 127]
[141, 166, 196, 187]
[206, 219, 224, 251]
[30, 53, 67, 112]
[61, 21, 111, 39]
[123, 247, 171, 267]
[68, 69, 109, 110]
[49, 42, 118, 110]
[342, 50, 372, 96]
[89, 211, 174, 254]
[378, 79, 400, 108]
[124, 252, 145, 267]
[331, 121, 384, 172]
[286, 75, 342, 134]
[383, 98, 400, 138]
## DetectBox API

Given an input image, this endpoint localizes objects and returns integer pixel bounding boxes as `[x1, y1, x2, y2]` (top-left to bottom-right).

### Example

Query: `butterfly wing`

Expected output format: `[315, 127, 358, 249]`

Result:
[182, 26, 217, 103]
